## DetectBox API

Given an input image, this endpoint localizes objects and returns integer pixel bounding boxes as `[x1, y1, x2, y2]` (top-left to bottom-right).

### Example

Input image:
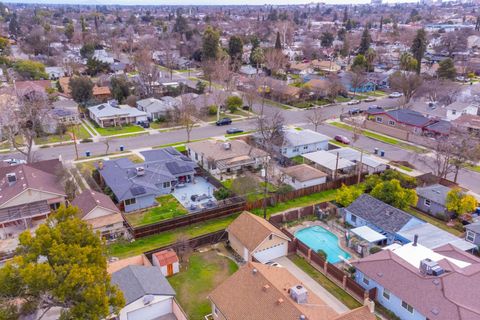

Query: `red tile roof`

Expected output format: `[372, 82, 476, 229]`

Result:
[153, 250, 179, 266]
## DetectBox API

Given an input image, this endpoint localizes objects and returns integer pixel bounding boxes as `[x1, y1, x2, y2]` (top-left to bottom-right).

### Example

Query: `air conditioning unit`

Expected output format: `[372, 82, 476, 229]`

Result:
[136, 167, 145, 176]
[6, 173, 16, 184]
[290, 284, 308, 304]
[420, 258, 445, 276]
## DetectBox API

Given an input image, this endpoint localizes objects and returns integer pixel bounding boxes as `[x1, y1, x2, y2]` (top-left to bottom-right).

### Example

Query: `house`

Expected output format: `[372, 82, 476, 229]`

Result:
[208, 262, 376, 320]
[344, 194, 424, 245]
[327, 147, 388, 174]
[281, 164, 327, 190]
[152, 250, 180, 276]
[452, 114, 480, 137]
[45, 67, 65, 80]
[227, 212, 290, 263]
[415, 184, 452, 219]
[446, 101, 480, 121]
[289, 62, 313, 75]
[276, 128, 330, 158]
[304, 78, 330, 97]
[97, 148, 197, 212]
[92, 85, 112, 102]
[14, 80, 52, 94]
[136, 97, 179, 121]
[71, 190, 126, 240]
[465, 222, 480, 246]
[88, 101, 147, 128]
[339, 72, 376, 93]
[311, 59, 341, 73]
[108, 254, 152, 274]
[302, 150, 356, 177]
[366, 108, 433, 135]
[186, 140, 268, 176]
[0, 160, 66, 238]
[51, 99, 80, 125]
[111, 265, 186, 320]
[93, 49, 114, 64]
[352, 241, 480, 320]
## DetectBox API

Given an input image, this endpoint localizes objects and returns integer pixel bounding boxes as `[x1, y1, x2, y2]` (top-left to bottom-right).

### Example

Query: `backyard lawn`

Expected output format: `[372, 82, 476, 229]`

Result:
[108, 214, 238, 258]
[169, 250, 238, 320]
[405, 207, 463, 237]
[34, 125, 91, 145]
[94, 124, 145, 136]
[125, 195, 188, 227]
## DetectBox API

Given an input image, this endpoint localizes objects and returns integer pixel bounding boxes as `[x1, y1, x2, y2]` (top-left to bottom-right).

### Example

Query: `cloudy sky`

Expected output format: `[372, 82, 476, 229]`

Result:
[2, 0, 421, 5]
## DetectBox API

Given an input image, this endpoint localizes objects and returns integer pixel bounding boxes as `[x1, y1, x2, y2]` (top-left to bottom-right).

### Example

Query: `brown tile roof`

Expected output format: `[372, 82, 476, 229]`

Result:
[333, 306, 375, 320]
[209, 262, 339, 320]
[187, 139, 267, 163]
[58, 77, 71, 95]
[352, 245, 480, 320]
[107, 254, 152, 274]
[153, 250, 179, 266]
[452, 114, 480, 130]
[227, 212, 289, 252]
[93, 85, 111, 96]
[71, 190, 120, 218]
[15, 80, 52, 93]
[0, 162, 66, 207]
[281, 164, 327, 182]
[87, 213, 124, 230]
[305, 78, 330, 91]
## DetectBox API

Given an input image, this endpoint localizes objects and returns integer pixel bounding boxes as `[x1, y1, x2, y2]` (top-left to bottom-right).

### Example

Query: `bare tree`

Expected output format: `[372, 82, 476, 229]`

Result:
[264, 48, 288, 75]
[448, 130, 480, 182]
[305, 108, 324, 132]
[133, 48, 160, 98]
[350, 67, 366, 98]
[179, 94, 197, 142]
[102, 137, 111, 155]
[212, 55, 234, 93]
[419, 138, 456, 179]
[389, 71, 423, 106]
[417, 79, 461, 106]
[435, 30, 468, 58]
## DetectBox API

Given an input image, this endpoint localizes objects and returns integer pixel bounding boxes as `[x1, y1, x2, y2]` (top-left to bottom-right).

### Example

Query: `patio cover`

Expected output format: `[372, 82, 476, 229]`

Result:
[350, 226, 387, 243]
[302, 150, 355, 171]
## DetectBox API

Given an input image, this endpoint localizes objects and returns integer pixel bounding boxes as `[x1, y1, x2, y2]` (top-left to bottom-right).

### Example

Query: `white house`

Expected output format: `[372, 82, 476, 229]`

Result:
[93, 49, 114, 64]
[281, 164, 327, 190]
[111, 265, 187, 320]
[446, 101, 480, 121]
[88, 101, 147, 128]
[45, 67, 65, 80]
[152, 250, 180, 277]
[136, 97, 179, 120]
[227, 212, 290, 263]
[278, 128, 330, 158]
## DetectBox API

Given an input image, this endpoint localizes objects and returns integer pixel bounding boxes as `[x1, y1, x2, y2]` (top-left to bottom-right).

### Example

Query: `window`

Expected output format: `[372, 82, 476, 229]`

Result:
[351, 214, 357, 223]
[382, 289, 391, 300]
[293, 147, 299, 152]
[163, 181, 171, 188]
[376, 117, 383, 123]
[49, 202, 61, 211]
[466, 231, 476, 243]
[303, 146, 308, 150]
[451, 110, 457, 115]
[125, 198, 136, 206]
[402, 301, 414, 314]
[388, 120, 395, 126]
[213, 305, 218, 316]
[269, 234, 273, 240]
[424, 199, 431, 207]
[362, 276, 370, 285]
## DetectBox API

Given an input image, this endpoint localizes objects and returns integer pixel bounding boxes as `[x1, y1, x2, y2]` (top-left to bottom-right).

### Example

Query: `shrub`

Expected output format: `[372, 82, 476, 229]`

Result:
[369, 246, 382, 254]
[214, 187, 231, 200]
[80, 138, 93, 143]
[316, 249, 328, 261]
[225, 96, 243, 113]
[208, 105, 218, 116]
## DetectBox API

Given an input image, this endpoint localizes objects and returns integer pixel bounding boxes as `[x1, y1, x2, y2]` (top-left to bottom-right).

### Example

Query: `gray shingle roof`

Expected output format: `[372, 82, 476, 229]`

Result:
[346, 194, 418, 233]
[283, 128, 330, 148]
[386, 109, 431, 127]
[466, 222, 480, 234]
[111, 265, 175, 305]
[416, 184, 450, 206]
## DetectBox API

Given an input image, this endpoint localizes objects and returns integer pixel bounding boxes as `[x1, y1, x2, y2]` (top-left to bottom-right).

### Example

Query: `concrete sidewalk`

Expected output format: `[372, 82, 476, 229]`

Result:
[274, 256, 349, 313]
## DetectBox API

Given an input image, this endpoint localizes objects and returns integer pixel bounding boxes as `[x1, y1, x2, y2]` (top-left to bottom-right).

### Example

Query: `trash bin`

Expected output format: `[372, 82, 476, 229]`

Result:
[86, 151, 91, 157]
[380, 150, 385, 157]
[120, 145, 124, 152]
[374, 148, 379, 155]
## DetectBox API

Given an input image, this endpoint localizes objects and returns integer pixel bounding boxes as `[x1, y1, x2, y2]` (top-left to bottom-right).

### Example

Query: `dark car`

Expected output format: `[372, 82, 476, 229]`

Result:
[348, 108, 362, 115]
[216, 117, 232, 126]
[226, 128, 244, 134]
[137, 121, 150, 128]
[242, 105, 251, 111]
[334, 135, 350, 144]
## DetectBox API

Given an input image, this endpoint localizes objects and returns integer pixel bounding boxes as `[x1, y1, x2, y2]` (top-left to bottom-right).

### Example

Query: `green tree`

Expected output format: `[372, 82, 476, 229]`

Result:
[110, 76, 130, 103]
[446, 188, 477, 215]
[0, 206, 124, 319]
[351, 54, 367, 71]
[336, 184, 363, 207]
[225, 95, 243, 113]
[370, 179, 418, 210]
[251, 47, 264, 72]
[86, 57, 111, 76]
[80, 43, 96, 59]
[202, 25, 220, 61]
[320, 31, 334, 48]
[437, 58, 456, 80]
[173, 14, 188, 34]
[69, 76, 94, 105]
[399, 52, 418, 72]
[65, 22, 74, 41]
[14, 60, 48, 80]
[275, 31, 282, 50]
[80, 15, 87, 32]
[0, 36, 10, 56]
[358, 27, 371, 55]
[365, 48, 376, 72]
[411, 28, 427, 74]
[228, 35, 243, 69]
[8, 13, 19, 38]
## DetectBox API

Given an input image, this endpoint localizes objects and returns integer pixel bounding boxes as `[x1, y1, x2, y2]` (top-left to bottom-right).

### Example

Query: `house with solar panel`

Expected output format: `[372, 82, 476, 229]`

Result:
[97, 147, 197, 212]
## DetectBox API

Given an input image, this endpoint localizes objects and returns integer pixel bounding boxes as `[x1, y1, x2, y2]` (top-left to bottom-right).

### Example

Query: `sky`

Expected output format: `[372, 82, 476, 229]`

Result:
[1, 0, 421, 5]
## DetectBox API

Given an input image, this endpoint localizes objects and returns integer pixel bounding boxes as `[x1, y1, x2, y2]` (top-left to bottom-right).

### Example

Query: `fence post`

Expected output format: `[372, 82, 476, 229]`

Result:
[307, 248, 312, 262]
[324, 261, 328, 273]
[342, 275, 347, 289]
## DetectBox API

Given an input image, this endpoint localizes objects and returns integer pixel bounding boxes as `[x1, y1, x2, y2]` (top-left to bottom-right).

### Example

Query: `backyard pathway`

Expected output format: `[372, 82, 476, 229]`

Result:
[274, 256, 349, 314]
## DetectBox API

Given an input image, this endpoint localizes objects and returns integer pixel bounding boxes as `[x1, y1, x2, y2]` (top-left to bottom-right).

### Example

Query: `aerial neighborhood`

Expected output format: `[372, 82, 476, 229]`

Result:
[1, 1, 480, 320]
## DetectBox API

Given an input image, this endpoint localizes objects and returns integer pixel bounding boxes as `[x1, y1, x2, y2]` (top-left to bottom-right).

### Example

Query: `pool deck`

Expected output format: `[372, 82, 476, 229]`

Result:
[172, 176, 218, 212]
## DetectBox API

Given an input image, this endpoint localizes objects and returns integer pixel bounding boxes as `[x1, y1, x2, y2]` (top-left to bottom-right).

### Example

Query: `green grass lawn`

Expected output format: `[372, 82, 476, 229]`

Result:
[169, 251, 238, 320]
[405, 207, 463, 237]
[94, 124, 145, 136]
[264, 99, 292, 110]
[290, 255, 362, 309]
[108, 214, 238, 258]
[34, 124, 92, 145]
[466, 165, 480, 173]
[291, 155, 305, 165]
[335, 96, 351, 103]
[125, 195, 188, 227]
[250, 189, 337, 217]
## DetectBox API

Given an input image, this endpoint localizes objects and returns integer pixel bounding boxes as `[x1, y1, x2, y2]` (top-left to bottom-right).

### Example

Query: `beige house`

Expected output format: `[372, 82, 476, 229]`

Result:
[281, 164, 327, 190]
[227, 212, 290, 263]
[71, 190, 126, 240]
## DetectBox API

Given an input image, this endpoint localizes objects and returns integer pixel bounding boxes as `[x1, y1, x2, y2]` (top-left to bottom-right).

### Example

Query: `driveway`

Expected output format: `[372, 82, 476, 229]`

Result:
[274, 256, 349, 313]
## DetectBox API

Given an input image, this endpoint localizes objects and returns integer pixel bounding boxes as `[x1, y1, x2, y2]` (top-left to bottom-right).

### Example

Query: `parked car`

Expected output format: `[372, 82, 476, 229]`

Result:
[334, 135, 350, 144]
[363, 97, 376, 102]
[226, 128, 244, 134]
[3, 158, 27, 165]
[456, 76, 467, 82]
[137, 121, 150, 128]
[348, 108, 362, 115]
[216, 117, 232, 126]
[389, 92, 403, 98]
[242, 105, 251, 111]
[347, 99, 361, 105]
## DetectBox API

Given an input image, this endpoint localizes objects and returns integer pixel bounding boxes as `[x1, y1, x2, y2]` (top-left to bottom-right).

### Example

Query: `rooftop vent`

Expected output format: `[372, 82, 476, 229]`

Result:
[136, 167, 145, 176]
[223, 142, 231, 150]
[6, 173, 16, 185]
[252, 268, 257, 275]
[276, 298, 284, 305]
[420, 258, 444, 276]
[263, 284, 270, 292]
[299, 315, 306, 320]
[413, 234, 419, 246]
[290, 284, 308, 304]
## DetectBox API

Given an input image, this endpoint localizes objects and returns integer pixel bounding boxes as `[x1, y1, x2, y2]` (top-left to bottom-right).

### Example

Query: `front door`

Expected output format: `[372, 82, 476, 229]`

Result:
[167, 263, 173, 276]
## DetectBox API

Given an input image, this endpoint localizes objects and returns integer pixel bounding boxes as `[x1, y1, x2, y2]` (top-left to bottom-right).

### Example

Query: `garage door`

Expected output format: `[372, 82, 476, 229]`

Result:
[127, 298, 172, 320]
[253, 242, 287, 263]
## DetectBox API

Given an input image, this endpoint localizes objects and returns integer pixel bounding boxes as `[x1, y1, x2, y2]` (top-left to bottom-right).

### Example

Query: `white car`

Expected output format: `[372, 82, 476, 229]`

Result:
[347, 99, 361, 105]
[265, 261, 282, 267]
[2, 158, 26, 165]
[389, 92, 403, 98]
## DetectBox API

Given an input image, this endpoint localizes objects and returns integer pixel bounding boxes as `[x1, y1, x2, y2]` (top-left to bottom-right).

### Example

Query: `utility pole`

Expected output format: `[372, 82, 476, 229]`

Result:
[72, 124, 79, 160]
[334, 152, 339, 180]
[357, 150, 363, 184]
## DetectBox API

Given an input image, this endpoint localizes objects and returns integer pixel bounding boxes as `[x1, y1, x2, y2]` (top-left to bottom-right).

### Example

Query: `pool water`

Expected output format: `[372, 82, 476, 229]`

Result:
[295, 226, 351, 264]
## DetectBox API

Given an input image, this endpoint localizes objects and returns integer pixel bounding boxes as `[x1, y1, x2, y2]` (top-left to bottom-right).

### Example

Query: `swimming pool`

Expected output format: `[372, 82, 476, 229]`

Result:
[295, 226, 351, 264]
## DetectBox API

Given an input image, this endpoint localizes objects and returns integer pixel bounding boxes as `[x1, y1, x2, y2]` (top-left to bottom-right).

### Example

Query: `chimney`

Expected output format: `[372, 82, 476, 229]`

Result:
[6, 173, 16, 185]
[276, 298, 284, 305]
[262, 284, 270, 292]
[413, 234, 418, 246]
